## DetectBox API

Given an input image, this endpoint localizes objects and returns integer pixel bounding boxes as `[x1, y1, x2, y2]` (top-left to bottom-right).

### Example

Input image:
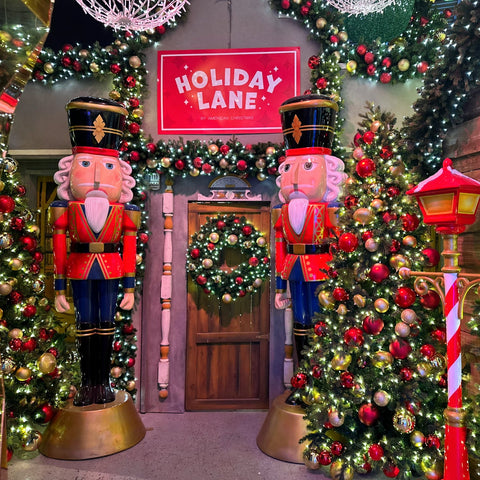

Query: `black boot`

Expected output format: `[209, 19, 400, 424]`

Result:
[74, 324, 96, 406]
[94, 323, 116, 404]
[285, 323, 310, 406]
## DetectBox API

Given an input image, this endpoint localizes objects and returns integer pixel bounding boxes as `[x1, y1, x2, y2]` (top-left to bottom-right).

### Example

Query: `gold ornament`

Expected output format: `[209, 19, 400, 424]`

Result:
[256, 237, 266, 247]
[253, 278, 263, 288]
[303, 448, 321, 470]
[393, 408, 416, 434]
[370, 199, 384, 211]
[353, 207, 374, 225]
[353, 294, 366, 308]
[331, 353, 352, 371]
[0, 180, 4, 191]
[22, 431, 42, 452]
[370, 120, 381, 132]
[430, 353, 446, 370]
[89, 62, 99, 73]
[421, 458, 443, 480]
[136, 254, 143, 265]
[208, 144, 219, 155]
[374, 298, 389, 313]
[0, 30, 12, 42]
[161, 157, 172, 168]
[316, 17, 327, 29]
[222, 293, 232, 304]
[417, 361, 432, 377]
[390, 254, 410, 271]
[190, 168, 200, 177]
[132, 108, 144, 118]
[37, 352, 57, 374]
[109, 90, 121, 101]
[146, 159, 158, 169]
[338, 31, 348, 42]
[336, 304, 348, 315]
[372, 351, 393, 368]
[227, 234, 238, 245]
[318, 290, 335, 309]
[111, 366, 123, 378]
[390, 163, 405, 177]
[401, 308, 417, 324]
[79, 49, 89, 57]
[373, 390, 390, 407]
[15, 367, 32, 381]
[394, 321, 411, 337]
[365, 238, 379, 252]
[255, 158, 266, 169]
[257, 173, 267, 182]
[129, 55, 142, 68]
[208, 232, 219, 243]
[44, 62, 54, 74]
[126, 380, 136, 391]
[9, 258, 23, 270]
[402, 235, 417, 248]
[266, 146, 276, 155]
[8, 328, 23, 339]
[2, 357, 15, 374]
[330, 460, 354, 480]
[219, 158, 229, 169]
[398, 58, 410, 71]
[410, 430, 425, 447]
[202, 258, 213, 269]
[328, 409, 345, 427]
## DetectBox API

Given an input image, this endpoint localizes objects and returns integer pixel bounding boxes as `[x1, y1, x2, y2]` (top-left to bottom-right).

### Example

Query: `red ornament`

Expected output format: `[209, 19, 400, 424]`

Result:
[128, 122, 140, 134]
[389, 338, 412, 359]
[387, 185, 400, 197]
[401, 213, 420, 232]
[124, 75, 136, 88]
[22, 305, 37, 318]
[61, 56, 72, 67]
[329, 34, 339, 44]
[175, 159, 185, 170]
[344, 195, 358, 209]
[308, 55, 320, 69]
[9, 338, 22, 351]
[235, 276, 243, 285]
[420, 16, 429, 26]
[190, 248, 200, 259]
[362, 131, 375, 144]
[47, 347, 58, 357]
[382, 57, 392, 68]
[314, 321, 328, 337]
[39, 403, 55, 423]
[420, 343, 436, 359]
[353, 132, 362, 146]
[19, 236, 37, 252]
[356, 158, 376, 177]
[431, 327, 446, 344]
[62, 44, 73, 52]
[383, 211, 397, 224]
[316, 77, 328, 89]
[113, 341, 122, 352]
[196, 275, 207, 286]
[362, 230, 374, 241]
[318, 450, 332, 465]
[380, 72, 392, 84]
[238, 290, 246, 297]
[358, 403, 380, 426]
[9, 291, 23, 304]
[216, 220, 226, 230]
[383, 463, 400, 478]
[10, 217, 25, 231]
[422, 247, 440, 267]
[139, 233, 149, 243]
[362, 316, 384, 335]
[444, 8, 452, 18]
[122, 324, 135, 335]
[369, 263, 390, 283]
[39, 328, 48, 341]
[366, 64, 376, 76]
[364, 52, 375, 64]
[291, 372, 307, 389]
[202, 163, 213, 174]
[380, 145, 393, 159]
[417, 61, 428, 74]
[248, 257, 259, 267]
[312, 365, 322, 378]
[333, 287, 348, 302]
[338, 232, 358, 252]
[129, 151, 140, 162]
[300, 5, 310, 15]
[155, 25, 166, 34]
[129, 97, 140, 108]
[340, 371, 355, 388]
[22, 337, 37, 352]
[368, 443, 384, 461]
[220, 144, 230, 155]
[389, 239, 401, 253]
[420, 290, 441, 310]
[126, 358, 135, 368]
[356, 44, 367, 56]
[425, 435, 441, 449]
[438, 373, 447, 387]
[0, 195, 15, 213]
[242, 225, 253, 236]
[110, 63, 121, 74]
[146, 142, 156, 153]
[330, 441, 344, 456]
[394, 286, 416, 308]
[237, 160, 247, 171]
[344, 327, 364, 347]
[32, 251, 43, 263]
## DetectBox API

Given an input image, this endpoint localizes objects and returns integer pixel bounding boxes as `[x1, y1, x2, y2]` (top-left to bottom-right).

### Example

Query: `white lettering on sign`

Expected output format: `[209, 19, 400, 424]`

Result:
[174, 68, 283, 110]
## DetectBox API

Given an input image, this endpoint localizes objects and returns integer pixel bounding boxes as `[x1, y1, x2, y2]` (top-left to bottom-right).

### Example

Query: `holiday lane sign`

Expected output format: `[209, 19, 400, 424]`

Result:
[157, 47, 301, 134]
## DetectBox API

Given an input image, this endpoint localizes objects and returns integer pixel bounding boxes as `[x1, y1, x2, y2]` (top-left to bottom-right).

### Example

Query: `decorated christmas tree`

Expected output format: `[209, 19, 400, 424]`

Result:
[0, 155, 76, 458]
[292, 104, 448, 479]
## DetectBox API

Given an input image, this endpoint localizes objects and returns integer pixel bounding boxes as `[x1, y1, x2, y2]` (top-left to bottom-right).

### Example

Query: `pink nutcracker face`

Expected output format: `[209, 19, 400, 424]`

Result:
[69, 153, 123, 202]
[278, 154, 328, 203]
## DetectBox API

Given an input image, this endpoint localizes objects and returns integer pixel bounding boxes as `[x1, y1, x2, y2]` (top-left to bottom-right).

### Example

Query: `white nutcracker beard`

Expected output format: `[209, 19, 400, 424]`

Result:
[288, 195, 309, 235]
[84, 191, 109, 234]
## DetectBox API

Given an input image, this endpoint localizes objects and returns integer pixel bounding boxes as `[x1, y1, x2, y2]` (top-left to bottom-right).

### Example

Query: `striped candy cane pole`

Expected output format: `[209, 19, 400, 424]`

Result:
[443, 271, 469, 480]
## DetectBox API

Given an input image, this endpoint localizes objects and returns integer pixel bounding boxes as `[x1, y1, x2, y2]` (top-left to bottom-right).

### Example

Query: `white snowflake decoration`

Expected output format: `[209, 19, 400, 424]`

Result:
[74, 0, 189, 31]
[324, 0, 396, 16]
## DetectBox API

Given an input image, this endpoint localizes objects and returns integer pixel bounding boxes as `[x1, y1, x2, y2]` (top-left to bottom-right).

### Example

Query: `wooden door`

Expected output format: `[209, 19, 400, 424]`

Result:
[186, 202, 271, 410]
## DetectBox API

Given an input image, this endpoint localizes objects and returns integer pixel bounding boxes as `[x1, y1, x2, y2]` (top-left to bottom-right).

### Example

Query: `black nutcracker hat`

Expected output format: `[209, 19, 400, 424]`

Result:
[66, 96, 128, 157]
[279, 94, 338, 155]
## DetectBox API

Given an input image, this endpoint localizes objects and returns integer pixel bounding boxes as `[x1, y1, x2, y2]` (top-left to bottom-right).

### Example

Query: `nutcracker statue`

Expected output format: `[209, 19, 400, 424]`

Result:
[275, 94, 346, 403]
[49, 97, 140, 407]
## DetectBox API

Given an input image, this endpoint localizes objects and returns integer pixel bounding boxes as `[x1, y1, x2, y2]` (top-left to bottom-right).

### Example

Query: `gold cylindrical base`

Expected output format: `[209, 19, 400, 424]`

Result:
[256, 391, 308, 464]
[39, 390, 146, 460]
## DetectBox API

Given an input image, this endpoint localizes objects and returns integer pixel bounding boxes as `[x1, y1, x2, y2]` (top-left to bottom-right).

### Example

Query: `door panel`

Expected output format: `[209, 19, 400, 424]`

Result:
[186, 202, 270, 410]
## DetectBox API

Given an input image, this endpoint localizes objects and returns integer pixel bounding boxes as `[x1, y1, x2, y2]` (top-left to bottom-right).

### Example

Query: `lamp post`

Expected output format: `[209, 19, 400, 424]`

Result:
[400, 158, 480, 480]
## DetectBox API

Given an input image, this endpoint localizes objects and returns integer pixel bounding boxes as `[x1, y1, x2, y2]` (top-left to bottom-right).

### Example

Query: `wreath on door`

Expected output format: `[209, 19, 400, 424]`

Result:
[187, 214, 270, 303]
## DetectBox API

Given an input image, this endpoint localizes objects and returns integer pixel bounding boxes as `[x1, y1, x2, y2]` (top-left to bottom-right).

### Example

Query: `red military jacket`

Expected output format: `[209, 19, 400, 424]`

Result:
[275, 202, 336, 287]
[49, 200, 140, 291]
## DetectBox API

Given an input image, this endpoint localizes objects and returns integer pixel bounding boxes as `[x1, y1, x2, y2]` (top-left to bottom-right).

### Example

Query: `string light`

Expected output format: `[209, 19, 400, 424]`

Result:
[324, 0, 396, 16]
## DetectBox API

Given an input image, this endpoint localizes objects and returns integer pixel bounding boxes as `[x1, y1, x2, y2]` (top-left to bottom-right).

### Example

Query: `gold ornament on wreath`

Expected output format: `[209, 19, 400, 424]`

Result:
[187, 214, 270, 303]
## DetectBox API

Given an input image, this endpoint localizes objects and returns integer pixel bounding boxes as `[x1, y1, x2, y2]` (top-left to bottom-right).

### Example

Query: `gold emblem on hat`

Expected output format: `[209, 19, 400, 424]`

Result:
[292, 114, 302, 143]
[93, 115, 106, 143]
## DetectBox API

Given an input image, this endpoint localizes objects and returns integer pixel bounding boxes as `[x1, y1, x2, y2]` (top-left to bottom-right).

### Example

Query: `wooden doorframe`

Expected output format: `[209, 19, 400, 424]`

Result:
[185, 201, 271, 410]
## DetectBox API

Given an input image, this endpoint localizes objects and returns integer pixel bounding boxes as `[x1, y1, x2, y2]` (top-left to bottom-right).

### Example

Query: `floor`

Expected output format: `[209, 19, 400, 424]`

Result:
[8, 410, 339, 480]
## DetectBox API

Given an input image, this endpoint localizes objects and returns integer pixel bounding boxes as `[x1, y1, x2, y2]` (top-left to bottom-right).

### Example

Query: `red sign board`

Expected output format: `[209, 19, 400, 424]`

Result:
[157, 47, 301, 135]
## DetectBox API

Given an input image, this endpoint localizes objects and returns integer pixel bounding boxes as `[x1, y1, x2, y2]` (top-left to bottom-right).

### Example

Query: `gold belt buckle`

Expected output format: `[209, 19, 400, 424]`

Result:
[292, 244, 306, 255]
[89, 242, 104, 253]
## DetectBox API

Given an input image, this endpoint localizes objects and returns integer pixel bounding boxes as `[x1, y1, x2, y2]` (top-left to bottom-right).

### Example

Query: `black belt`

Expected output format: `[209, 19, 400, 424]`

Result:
[71, 242, 119, 253]
[287, 244, 330, 255]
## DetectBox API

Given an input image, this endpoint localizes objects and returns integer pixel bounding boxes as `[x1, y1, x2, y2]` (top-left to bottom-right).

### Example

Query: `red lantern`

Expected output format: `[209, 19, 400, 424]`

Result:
[358, 403, 380, 426]
[389, 338, 412, 359]
[394, 286, 416, 308]
[338, 232, 358, 252]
